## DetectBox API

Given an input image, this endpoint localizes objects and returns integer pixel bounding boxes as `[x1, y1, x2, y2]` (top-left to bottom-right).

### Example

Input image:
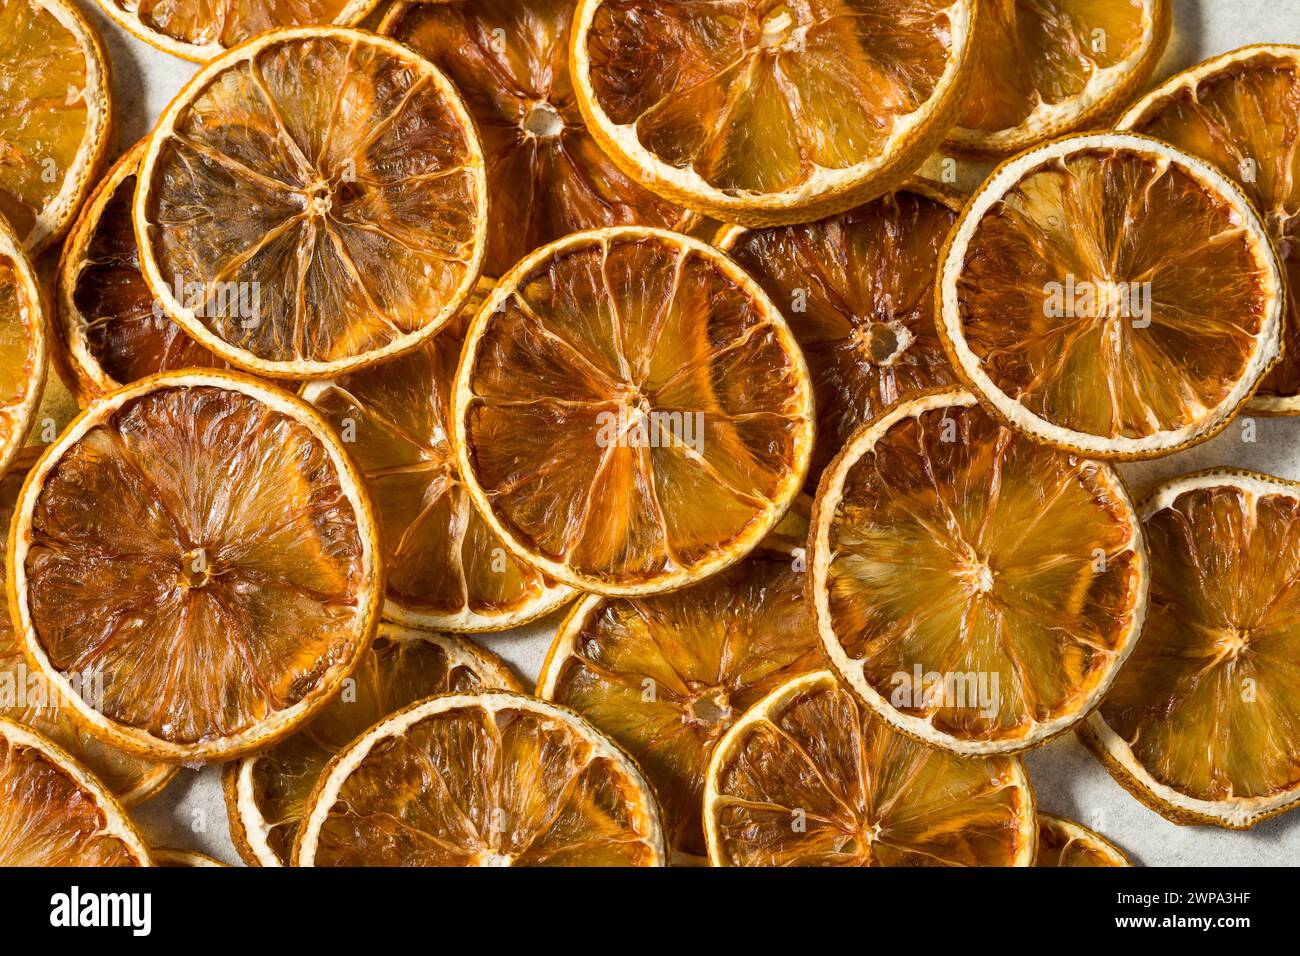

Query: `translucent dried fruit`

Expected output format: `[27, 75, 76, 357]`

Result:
[0, 717, 150, 866]
[539, 539, 822, 858]
[718, 183, 960, 481]
[1035, 814, 1130, 866]
[135, 27, 488, 379]
[704, 671, 1037, 865]
[570, 0, 978, 226]
[0, 0, 110, 252]
[8, 371, 382, 763]
[453, 227, 814, 595]
[939, 133, 1284, 458]
[1081, 470, 1300, 829]
[0, 219, 47, 479]
[380, 0, 689, 278]
[810, 390, 1146, 754]
[224, 624, 521, 866]
[294, 693, 666, 866]
[1120, 45, 1300, 413]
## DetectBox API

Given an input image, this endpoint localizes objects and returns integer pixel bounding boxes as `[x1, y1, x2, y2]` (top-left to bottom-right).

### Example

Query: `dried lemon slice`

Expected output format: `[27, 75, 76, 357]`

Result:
[0, 216, 47, 479]
[570, 0, 977, 226]
[939, 132, 1284, 458]
[537, 537, 822, 860]
[0, 717, 150, 866]
[717, 181, 961, 480]
[294, 692, 666, 866]
[7, 370, 382, 764]
[949, 0, 1170, 155]
[1081, 470, 1300, 829]
[0, 0, 110, 252]
[134, 27, 488, 379]
[810, 388, 1147, 755]
[452, 227, 814, 596]
[1035, 814, 1130, 866]
[224, 624, 522, 867]
[380, 0, 690, 278]
[704, 671, 1037, 866]
[1120, 45, 1300, 415]
[152, 848, 226, 867]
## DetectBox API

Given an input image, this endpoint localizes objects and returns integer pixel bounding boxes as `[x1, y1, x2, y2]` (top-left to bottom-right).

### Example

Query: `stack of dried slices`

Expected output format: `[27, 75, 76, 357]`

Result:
[0, 0, 1296, 868]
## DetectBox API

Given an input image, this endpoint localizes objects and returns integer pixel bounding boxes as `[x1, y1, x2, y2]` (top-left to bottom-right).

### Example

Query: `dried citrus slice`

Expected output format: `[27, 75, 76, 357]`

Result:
[716, 181, 961, 480]
[0, 0, 110, 252]
[453, 227, 814, 596]
[56, 140, 232, 405]
[379, 0, 690, 278]
[294, 692, 667, 866]
[538, 537, 821, 860]
[948, 0, 1170, 155]
[1035, 814, 1130, 866]
[1119, 46, 1300, 415]
[301, 285, 574, 632]
[0, 448, 174, 806]
[570, 0, 978, 227]
[134, 26, 488, 379]
[0, 717, 150, 866]
[810, 388, 1147, 755]
[224, 624, 522, 867]
[938, 132, 1285, 459]
[92, 0, 379, 63]
[704, 671, 1037, 866]
[7, 369, 382, 764]
[1081, 470, 1300, 829]
[152, 848, 226, 866]
[0, 216, 47, 479]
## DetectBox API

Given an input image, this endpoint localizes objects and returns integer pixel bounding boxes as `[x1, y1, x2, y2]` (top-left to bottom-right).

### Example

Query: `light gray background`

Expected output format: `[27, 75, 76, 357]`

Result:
[76, 0, 1300, 866]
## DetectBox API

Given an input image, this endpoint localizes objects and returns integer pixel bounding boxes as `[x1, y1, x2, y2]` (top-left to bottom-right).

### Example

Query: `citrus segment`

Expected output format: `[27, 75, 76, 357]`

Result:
[1035, 814, 1130, 866]
[718, 182, 960, 480]
[380, 0, 689, 278]
[939, 132, 1284, 458]
[810, 389, 1146, 754]
[0, 717, 150, 866]
[294, 692, 666, 866]
[1081, 470, 1300, 829]
[135, 27, 488, 379]
[1120, 46, 1300, 414]
[570, 0, 978, 226]
[224, 624, 521, 866]
[704, 671, 1037, 865]
[0, 217, 47, 479]
[453, 227, 814, 596]
[538, 540, 822, 858]
[7, 370, 381, 763]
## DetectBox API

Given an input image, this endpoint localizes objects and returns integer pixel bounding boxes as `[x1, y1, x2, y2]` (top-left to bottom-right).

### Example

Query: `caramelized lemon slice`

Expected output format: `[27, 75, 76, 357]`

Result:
[294, 692, 666, 866]
[810, 389, 1146, 754]
[1081, 470, 1300, 829]
[1035, 814, 1130, 866]
[704, 671, 1037, 866]
[939, 133, 1284, 458]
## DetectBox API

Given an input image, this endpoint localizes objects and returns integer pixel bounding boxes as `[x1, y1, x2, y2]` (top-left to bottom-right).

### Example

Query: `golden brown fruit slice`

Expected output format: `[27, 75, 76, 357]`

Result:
[0, 717, 150, 866]
[7, 370, 382, 764]
[294, 692, 667, 866]
[0, 0, 110, 252]
[810, 389, 1146, 755]
[704, 671, 1037, 865]
[939, 132, 1284, 459]
[453, 227, 814, 596]
[1120, 46, 1300, 415]
[0, 449, 174, 806]
[92, 0, 379, 63]
[717, 181, 961, 481]
[949, 0, 1170, 155]
[1035, 814, 1130, 866]
[538, 539, 822, 859]
[224, 624, 522, 867]
[1081, 470, 1300, 829]
[56, 141, 232, 405]
[570, 0, 978, 227]
[380, 0, 690, 278]
[301, 288, 574, 632]
[135, 27, 488, 379]
[152, 848, 227, 866]
[0, 217, 47, 479]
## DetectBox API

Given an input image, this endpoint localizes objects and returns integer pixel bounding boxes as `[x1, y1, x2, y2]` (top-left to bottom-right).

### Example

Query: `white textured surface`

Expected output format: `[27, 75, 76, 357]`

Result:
[81, 0, 1300, 866]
